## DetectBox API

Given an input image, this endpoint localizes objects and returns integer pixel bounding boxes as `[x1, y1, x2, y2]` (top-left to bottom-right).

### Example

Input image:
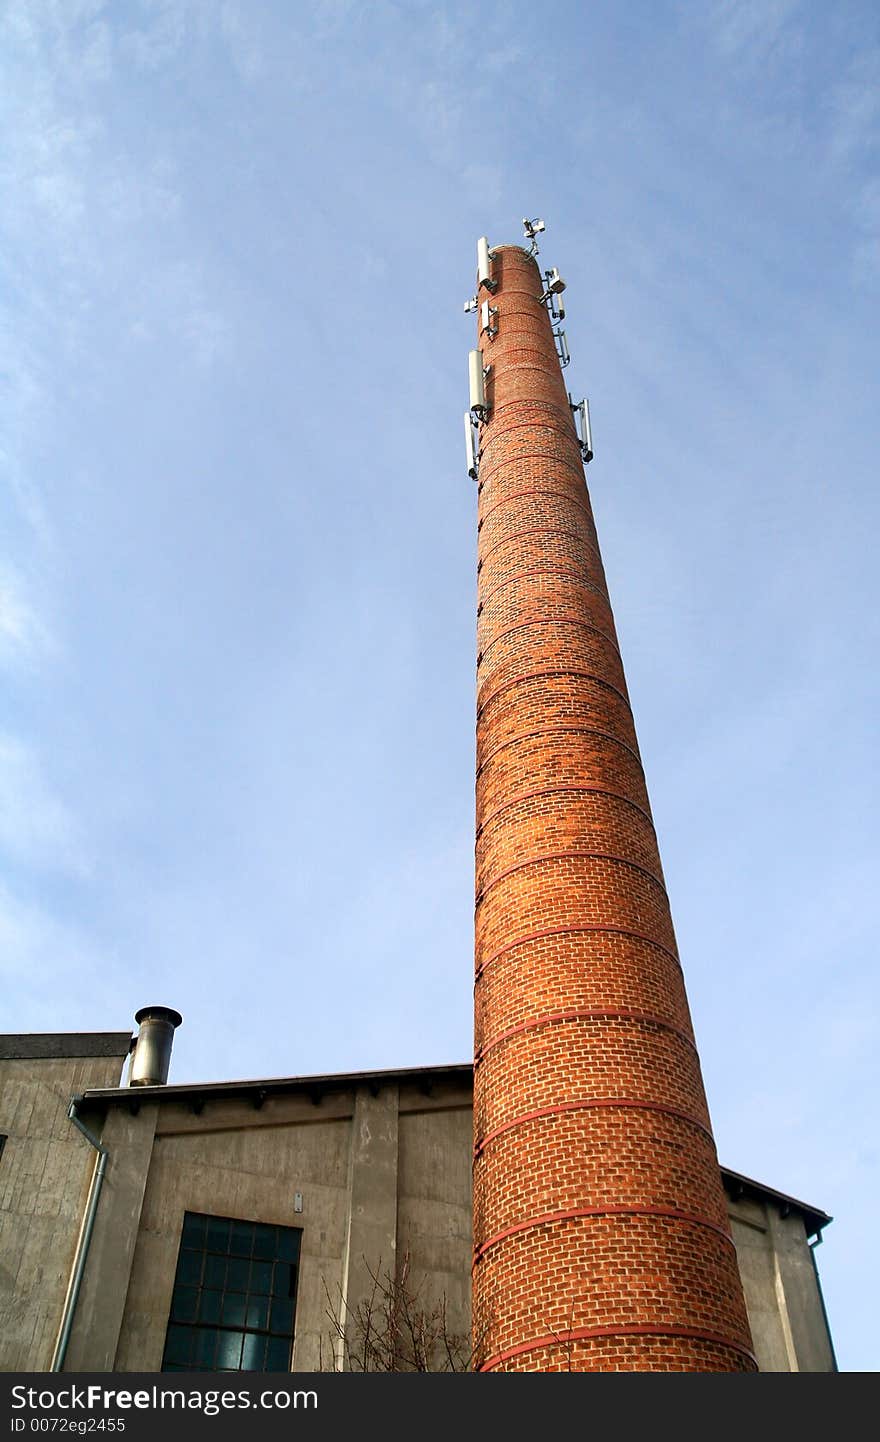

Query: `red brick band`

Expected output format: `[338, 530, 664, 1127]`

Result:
[480, 409, 579, 444]
[472, 1202, 734, 1264]
[477, 722, 642, 775]
[477, 783, 656, 836]
[491, 319, 577, 343]
[478, 616, 621, 664]
[477, 668, 632, 720]
[478, 566, 609, 613]
[488, 286, 561, 303]
[480, 412, 573, 446]
[479, 486, 593, 528]
[475, 922, 682, 981]
[478, 1327, 758, 1373]
[479, 452, 589, 492]
[473, 1097, 714, 1157]
[474, 1008, 697, 1064]
[475, 849, 667, 908]
[491, 365, 576, 398]
[478, 524, 602, 570]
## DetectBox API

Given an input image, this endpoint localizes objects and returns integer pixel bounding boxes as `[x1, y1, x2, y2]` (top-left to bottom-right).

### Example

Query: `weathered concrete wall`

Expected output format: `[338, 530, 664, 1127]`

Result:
[336, 1086, 399, 1370]
[65, 1103, 159, 1373]
[112, 1089, 355, 1372]
[729, 1194, 835, 1372]
[0, 1047, 128, 1371]
[3, 1059, 832, 1374]
[95, 1079, 474, 1374]
[396, 1095, 472, 1366]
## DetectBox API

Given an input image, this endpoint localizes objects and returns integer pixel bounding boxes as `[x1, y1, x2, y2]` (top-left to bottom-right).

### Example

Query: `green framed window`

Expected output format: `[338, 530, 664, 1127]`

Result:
[161, 1212, 301, 1372]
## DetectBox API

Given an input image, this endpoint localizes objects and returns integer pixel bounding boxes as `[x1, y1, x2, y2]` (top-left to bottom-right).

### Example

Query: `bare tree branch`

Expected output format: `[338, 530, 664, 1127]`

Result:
[319, 1251, 475, 1372]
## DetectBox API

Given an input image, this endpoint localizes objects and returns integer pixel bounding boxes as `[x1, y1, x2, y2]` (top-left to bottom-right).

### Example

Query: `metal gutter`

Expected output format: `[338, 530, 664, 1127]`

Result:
[50, 1098, 108, 1373]
[81, 1062, 473, 1107]
[809, 1233, 839, 1371]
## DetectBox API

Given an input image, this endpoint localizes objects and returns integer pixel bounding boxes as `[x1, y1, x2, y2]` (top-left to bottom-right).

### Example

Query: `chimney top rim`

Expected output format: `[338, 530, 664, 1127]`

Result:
[134, 1005, 182, 1028]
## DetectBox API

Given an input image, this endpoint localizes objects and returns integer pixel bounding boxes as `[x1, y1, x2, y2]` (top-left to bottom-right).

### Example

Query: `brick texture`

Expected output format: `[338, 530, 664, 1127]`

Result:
[471, 245, 756, 1373]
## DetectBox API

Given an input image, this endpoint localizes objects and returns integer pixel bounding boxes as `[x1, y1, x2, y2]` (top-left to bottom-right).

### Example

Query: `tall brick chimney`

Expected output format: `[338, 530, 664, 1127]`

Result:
[471, 238, 756, 1372]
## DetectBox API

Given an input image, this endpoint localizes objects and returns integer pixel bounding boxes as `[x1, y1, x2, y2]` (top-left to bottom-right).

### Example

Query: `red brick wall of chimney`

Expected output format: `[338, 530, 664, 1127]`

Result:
[472, 244, 756, 1372]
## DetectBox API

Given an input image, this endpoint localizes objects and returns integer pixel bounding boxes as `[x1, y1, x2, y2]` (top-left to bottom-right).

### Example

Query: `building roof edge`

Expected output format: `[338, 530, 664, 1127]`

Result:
[77, 1059, 832, 1236]
[0, 1031, 133, 1061]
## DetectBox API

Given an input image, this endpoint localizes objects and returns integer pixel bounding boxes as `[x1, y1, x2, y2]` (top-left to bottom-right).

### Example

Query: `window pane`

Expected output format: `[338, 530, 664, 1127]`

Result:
[221, 1293, 247, 1328]
[265, 1336, 291, 1372]
[163, 1326, 192, 1367]
[177, 1249, 203, 1286]
[226, 1257, 249, 1293]
[206, 1217, 230, 1253]
[269, 1298, 293, 1336]
[193, 1328, 217, 1367]
[215, 1331, 244, 1370]
[276, 1229, 301, 1263]
[230, 1221, 254, 1258]
[271, 1263, 292, 1297]
[204, 1255, 226, 1290]
[199, 1290, 222, 1324]
[240, 1333, 266, 1371]
[246, 1297, 268, 1330]
[182, 1213, 207, 1246]
[170, 1287, 198, 1323]
[252, 1225, 276, 1261]
[249, 1260, 272, 1295]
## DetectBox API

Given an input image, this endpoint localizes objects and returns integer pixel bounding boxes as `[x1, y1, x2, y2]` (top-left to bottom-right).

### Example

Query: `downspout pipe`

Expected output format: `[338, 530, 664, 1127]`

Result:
[50, 1098, 108, 1373]
[808, 1231, 839, 1373]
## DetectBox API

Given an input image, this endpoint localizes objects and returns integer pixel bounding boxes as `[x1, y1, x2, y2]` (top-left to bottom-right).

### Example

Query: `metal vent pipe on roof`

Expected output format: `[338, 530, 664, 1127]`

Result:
[129, 1005, 183, 1087]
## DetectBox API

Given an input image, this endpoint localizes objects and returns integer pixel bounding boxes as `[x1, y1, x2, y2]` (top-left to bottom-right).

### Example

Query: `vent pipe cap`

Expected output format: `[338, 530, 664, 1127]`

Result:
[130, 1006, 183, 1088]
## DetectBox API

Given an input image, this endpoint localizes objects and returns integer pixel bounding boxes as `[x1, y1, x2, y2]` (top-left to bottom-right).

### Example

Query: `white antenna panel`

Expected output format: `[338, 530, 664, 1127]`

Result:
[464, 413, 478, 479]
[467, 348, 487, 418]
[579, 399, 593, 462]
[477, 237, 496, 292]
[468, 349, 487, 416]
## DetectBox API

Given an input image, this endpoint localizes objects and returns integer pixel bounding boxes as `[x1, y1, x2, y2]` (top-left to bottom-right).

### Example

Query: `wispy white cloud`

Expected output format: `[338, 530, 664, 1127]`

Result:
[219, 0, 265, 82]
[0, 881, 93, 986]
[827, 46, 880, 163]
[308, 0, 368, 44]
[684, 7, 879, 289]
[482, 40, 525, 74]
[120, 0, 187, 72]
[825, 47, 880, 284]
[0, 735, 87, 875]
[126, 258, 231, 365]
[372, 5, 528, 187]
[0, 0, 240, 680]
[0, 565, 53, 669]
[702, 0, 802, 62]
[0, 0, 234, 410]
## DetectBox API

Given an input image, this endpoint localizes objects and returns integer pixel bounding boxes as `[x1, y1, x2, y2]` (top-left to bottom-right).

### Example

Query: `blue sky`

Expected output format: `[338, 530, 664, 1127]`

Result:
[1, 0, 877, 1371]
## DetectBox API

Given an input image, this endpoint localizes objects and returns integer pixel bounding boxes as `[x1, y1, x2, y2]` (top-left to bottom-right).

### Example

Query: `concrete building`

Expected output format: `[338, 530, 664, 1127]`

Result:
[0, 1023, 835, 1373]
